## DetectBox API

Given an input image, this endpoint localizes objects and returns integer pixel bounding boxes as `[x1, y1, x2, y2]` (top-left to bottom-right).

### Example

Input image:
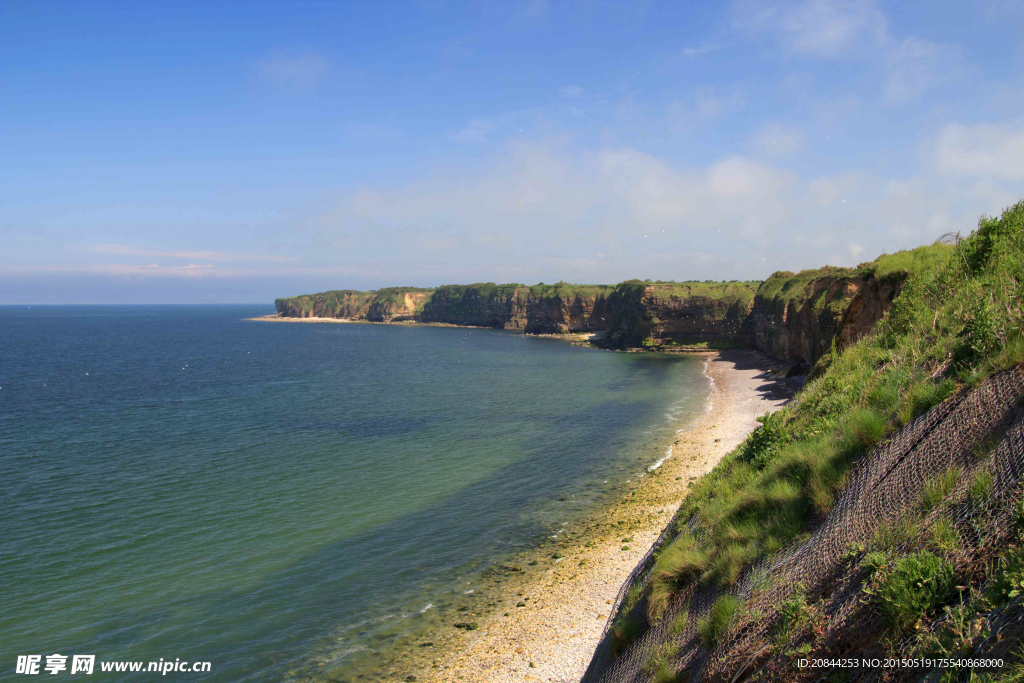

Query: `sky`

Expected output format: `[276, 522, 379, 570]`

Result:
[3, 1, 1024, 303]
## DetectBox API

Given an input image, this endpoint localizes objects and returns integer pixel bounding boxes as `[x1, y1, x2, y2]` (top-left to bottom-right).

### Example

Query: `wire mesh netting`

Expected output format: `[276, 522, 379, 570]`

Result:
[582, 366, 1024, 683]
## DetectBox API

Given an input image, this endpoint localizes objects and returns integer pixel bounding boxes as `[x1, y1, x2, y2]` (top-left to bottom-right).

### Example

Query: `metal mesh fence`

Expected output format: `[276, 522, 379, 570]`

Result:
[582, 366, 1024, 683]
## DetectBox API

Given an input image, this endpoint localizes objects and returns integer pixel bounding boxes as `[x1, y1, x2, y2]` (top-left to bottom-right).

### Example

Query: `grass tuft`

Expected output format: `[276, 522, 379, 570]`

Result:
[697, 595, 740, 647]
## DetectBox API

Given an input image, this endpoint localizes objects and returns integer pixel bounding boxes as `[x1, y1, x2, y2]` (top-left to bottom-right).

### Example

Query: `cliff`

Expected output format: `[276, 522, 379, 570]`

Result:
[602, 281, 757, 349]
[419, 284, 530, 329]
[274, 287, 433, 322]
[747, 245, 951, 370]
[749, 268, 903, 371]
[272, 247, 947, 367]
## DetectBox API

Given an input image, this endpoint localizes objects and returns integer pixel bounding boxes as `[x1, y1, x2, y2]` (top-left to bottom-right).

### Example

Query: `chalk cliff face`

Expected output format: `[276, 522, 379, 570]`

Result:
[273, 270, 905, 366]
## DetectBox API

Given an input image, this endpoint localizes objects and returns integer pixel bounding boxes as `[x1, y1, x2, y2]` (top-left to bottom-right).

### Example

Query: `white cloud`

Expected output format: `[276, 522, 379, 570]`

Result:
[754, 123, 805, 156]
[666, 88, 747, 133]
[559, 85, 584, 97]
[808, 172, 864, 207]
[683, 41, 726, 58]
[934, 121, 1024, 181]
[732, 0, 887, 58]
[258, 50, 329, 89]
[885, 37, 960, 103]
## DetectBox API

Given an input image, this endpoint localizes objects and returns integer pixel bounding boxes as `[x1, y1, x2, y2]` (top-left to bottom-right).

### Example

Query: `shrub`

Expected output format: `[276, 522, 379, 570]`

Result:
[742, 411, 790, 469]
[772, 588, 810, 645]
[870, 551, 955, 632]
[984, 533, 1024, 606]
[955, 298, 1002, 365]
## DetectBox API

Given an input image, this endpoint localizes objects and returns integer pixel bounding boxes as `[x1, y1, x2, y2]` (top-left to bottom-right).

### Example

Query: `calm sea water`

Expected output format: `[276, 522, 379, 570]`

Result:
[0, 306, 710, 681]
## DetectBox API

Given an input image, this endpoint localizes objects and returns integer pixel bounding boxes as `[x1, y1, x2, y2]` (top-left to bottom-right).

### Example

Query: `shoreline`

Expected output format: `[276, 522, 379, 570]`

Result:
[387, 350, 792, 683]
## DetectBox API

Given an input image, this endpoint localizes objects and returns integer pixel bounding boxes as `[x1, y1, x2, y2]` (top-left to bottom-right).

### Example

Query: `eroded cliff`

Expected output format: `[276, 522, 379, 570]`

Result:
[273, 247, 940, 366]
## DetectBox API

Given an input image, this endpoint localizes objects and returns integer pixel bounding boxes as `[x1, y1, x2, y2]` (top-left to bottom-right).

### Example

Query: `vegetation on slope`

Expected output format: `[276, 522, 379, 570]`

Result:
[611, 201, 1024, 679]
[275, 287, 434, 317]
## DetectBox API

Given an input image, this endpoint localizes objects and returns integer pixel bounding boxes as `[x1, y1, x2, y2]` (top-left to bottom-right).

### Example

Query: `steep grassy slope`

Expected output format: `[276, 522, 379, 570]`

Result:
[585, 201, 1024, 683]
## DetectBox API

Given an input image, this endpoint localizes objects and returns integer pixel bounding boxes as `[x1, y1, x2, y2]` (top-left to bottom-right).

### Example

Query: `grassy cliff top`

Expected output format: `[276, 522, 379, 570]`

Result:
[618, 201, 1024, 672]
[755, 243, 954, 309]
[279, 280, 766, 304]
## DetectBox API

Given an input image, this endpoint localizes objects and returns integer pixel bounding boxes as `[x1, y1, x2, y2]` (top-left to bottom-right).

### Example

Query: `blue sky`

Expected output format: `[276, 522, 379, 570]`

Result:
[3, 1, 1023, 303]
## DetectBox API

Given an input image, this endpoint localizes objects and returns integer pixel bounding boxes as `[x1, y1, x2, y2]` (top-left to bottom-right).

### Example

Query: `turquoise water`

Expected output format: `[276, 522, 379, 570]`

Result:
[0, 306, 710, 681]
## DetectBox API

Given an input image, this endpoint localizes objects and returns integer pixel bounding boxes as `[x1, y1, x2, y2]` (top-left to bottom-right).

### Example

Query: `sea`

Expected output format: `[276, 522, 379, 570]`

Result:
[0, 305, 712, 681]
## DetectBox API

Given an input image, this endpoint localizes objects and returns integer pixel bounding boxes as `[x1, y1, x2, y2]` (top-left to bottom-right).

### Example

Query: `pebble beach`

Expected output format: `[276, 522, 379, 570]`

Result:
[398, 350, 793, 683]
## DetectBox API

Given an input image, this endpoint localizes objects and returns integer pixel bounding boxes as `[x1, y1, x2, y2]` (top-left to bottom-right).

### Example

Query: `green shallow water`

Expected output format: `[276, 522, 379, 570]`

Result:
[0, 306, 710, 681]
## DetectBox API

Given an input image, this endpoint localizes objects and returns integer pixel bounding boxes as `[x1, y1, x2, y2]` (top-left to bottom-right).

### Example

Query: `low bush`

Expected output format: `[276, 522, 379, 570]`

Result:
[870, 550, 956, 632]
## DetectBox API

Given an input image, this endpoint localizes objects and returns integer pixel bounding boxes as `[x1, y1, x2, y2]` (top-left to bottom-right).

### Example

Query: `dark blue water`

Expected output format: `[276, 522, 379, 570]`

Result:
[0, 306, 709, 681]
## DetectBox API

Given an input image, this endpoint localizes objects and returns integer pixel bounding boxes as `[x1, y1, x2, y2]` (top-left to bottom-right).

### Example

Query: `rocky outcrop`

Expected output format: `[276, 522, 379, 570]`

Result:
[836, 277, 904, 350]
[750, 268, 906, 368]
[603, 282, 757, 348]
[523, 286, 615, 334]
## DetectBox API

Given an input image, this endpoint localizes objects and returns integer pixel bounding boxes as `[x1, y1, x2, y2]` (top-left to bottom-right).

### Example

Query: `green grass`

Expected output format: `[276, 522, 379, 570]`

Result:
[925, 518, 961, 554]
[610, 614, 641, 657]
[644, 200, 1024, 640]
[969, 469, 994, 505]
[772, 588, 811, 645]
[919, 466, 962, 514]
[697, 595, 740, 647]
[869, 550, 956, 632]
[642, 642, 679, 683]
[668, 608, 689, 636]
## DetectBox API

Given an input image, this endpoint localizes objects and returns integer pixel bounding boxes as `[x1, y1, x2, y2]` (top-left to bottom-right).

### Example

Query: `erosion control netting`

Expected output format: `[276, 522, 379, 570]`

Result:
[582, 366, 1024, 683]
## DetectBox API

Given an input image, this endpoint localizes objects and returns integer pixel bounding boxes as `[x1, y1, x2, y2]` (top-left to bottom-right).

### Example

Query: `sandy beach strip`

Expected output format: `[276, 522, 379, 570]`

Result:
[410, 350, 792, 683]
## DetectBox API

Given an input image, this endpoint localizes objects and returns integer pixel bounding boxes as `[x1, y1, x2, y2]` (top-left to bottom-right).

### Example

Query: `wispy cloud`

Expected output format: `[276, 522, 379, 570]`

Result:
[90, 244, 294, 263]
[296, 119, 1016, 283]
[933, 120, 1024, 182]
[258, 50, 330, 89]
[559, 85, 584, 97]
[4, 263, 222, 279]
[449, 119, 497, 143]
[732, 0, 887, 58]
[884, 37, 961, 103]
[683, 41, 727, 58]
[754, 123, 805, 156]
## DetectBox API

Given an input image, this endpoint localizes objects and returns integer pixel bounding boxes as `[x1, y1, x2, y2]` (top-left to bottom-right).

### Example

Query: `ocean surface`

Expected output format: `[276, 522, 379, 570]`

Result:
[0, 306, 711, 681]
